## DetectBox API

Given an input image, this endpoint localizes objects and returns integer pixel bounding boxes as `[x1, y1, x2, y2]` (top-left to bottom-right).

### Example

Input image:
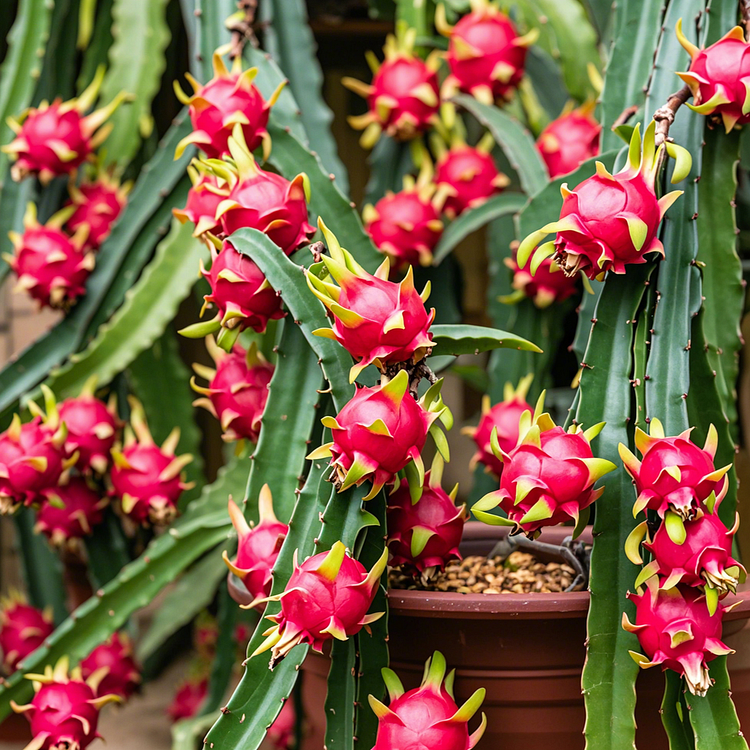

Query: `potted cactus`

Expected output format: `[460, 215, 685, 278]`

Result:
[1, 0, 750, 749]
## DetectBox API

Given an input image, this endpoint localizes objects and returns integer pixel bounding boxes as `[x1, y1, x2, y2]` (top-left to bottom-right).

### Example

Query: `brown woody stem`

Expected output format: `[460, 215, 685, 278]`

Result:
[652, 85, 692, 148]
[742, 0, 750, 39]
[228, 0, 258, 59]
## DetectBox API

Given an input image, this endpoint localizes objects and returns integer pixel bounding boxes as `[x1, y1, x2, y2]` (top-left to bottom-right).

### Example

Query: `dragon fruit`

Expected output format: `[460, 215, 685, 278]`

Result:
[308, 371, 448, 501]
[623, 579, 734, 696]
[174, 51, 284, 161]
[618, 420, 731, 524]
[80, 632, 141, 701]
[369, 651, 487, 750]
[208, 126, 315, 254]
[434, 136, 509, 219]
[502, 248, 580, 308]
[64, 173, 130, 250]
[537, 103, 601, 179]
[2, 68, 129, 184]
[110, 399, 193, 525]
[676, 20, 750, 133]
[306, 219, 435, 382]
[179, 240, 285, 352]
[167, 676, 208, 722]
[35, 478, 107, 548]
[363, 162, 444, 272]
[222, 485, 289, 608]
[0, 592, 53, 674]
[252, 540, 387, 667]
[343, 25, 441, 148]
[473, 410, 615, 537]
[192, 338, 274, 443]
[437, 0, 537, 105]
[11, 657, 119, 750]
[462, 375, 534, 478]
[267, 700, 295, 750]
[387, 456, 467, 577]
[518, 121, 689, 281]
[173, 163, 226, 238]
[6, 203, 96, 310]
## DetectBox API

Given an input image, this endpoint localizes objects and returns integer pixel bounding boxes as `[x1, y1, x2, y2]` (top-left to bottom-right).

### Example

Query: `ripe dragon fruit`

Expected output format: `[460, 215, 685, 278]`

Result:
[618, 420, 731, 524]
[174, 51, 284, 161]
[110, 399, 193, 525]
[434, 135, 510, 219]
[64, 173, 130, 250]
[222, 485, 289, 608]
[623, 579, 735, 696]
[369, 651, 487, 750]
[306, 219, 435, 383]
[172, 163, 226, 238]
[167, 676, 208, 723]
[462, 378, 535, 479]
[343, 24, 441, 148]
[6, 203, 96, 310]
[11, 657, 119, 750]
[192, 337, 274, 443]
[537, 103, 601, 179]
[437, 0, 537, 105]
[209, 126, 315, 254]
[472, 409, 615, 537]
[80, 632, 141, 701]
[267, 700, 295, 750]
[179, 240, 285, 352]
[363, 161, 444, 272]
[2, 67, 129, 184]
[252, 540, 387, 668]
[517, 121, 690, 281]
[0, 592, 53, 674]
[308, 371, 449, 501]
[676, 20, 750, 133]
[35, 478, 107, 548]
[502, 248, 580, 309]
[387, 455, 467, 577]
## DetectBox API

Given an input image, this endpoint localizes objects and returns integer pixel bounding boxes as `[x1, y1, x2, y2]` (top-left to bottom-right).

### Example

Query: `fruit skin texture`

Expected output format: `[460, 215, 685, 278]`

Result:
[676, 21, 750, 133]
[222, 487, 289, 608]
[537, 105, 601, 179]
[503, 250, 579, 309]
[167, 676, 208, 722]
[59, 391, 119, 475]
[369, 651, 487, 750]
[252, 541, 387, 667]
[35, 478, 107, 547]
[623, 580, 734, 696]
[65, 175, 129, 250]
[192, 339, 274, 443]
[173, 167, 225, 238]
[0, 595, 53, 674]
[80, 632, 141, 701]
[462, 376, 534, 478]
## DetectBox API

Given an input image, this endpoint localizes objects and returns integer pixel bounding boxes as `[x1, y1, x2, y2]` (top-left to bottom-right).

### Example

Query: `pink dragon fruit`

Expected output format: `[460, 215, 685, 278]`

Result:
[192, 338, 274, 443]
[172, 163, 226, 238]
[308, 370, 447, 501]
[343, 25, 441, 148]
[434, 137, 509, 219]
[64, 173, 130, 250]
[174, 52, 284, 161]
[35, 478, 107, 548]
[11, 657, 119, 750]
[618, 420, 731, 523]
[537, 103, 601, 179]
[267, 700, 296, 750]
[518, 122, 689, 281]
[473, 410, 615, 537]
[369, 651, 487, 750]
[167, 676, 208, 722]
[2, 68, 129, 184]
[462, 375, 534, 478]
[110, 399, 193, 525]
[222, 485, 289, 608]
[179, 240, 285, 352]
[387, 456, 467, 577]
[80, 632, 141, 701]
[0, 592, 53, 674]
[623, 579, 734, 696]
[363, 162, 444, 272]
[6, 203, 96, 310]
[502, 248, 580, 309]
[676, 21, 750, 133]
[252, 540, 387, 667]
[437, 0, 537, 105]
[306, 220, 435, 382]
